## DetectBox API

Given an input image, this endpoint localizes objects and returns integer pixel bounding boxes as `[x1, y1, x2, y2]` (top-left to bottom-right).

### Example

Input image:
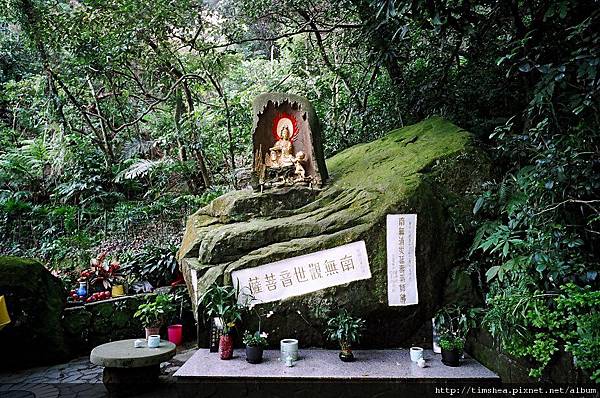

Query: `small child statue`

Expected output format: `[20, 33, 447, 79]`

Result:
[294, 151, 307, 180]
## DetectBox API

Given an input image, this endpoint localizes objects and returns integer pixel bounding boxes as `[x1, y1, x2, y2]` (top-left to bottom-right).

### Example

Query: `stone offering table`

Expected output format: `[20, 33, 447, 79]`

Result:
[90, 339, 176, 395]
[175, 348, 499, 398]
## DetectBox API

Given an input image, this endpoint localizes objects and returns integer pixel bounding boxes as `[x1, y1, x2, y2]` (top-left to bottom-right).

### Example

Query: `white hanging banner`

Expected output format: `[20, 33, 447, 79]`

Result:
[387, 214, 418, 306]
[190, 268, 198, 304]
[233, 241, 371, 305]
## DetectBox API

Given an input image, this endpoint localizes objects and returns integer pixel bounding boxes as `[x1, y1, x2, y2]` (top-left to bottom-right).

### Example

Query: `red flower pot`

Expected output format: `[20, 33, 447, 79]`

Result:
[219, 335, 234, 360]
[167, 324, 183, 345]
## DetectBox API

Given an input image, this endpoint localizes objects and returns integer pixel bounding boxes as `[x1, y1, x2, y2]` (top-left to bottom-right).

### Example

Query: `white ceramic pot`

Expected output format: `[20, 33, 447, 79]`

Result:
[280, 338, 298, 361]
[410, 346, 424, 362]
[147, 335, 161, 348]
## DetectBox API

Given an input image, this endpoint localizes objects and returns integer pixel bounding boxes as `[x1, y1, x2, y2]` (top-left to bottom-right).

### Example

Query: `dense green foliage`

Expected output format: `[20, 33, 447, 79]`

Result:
[460, 1, 600, 380]
[133, 293, 176, 328]
[199, 283, 243, 334]
[0, 0, 598, 380]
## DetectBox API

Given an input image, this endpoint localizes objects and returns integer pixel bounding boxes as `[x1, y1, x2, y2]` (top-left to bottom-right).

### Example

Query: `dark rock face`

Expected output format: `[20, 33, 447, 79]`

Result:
[179, 117, 491, 348]
[0, 256, 68, 369]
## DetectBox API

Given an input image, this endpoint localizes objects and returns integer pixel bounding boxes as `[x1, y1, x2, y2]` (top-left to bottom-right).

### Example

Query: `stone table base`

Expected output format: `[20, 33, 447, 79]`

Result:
[103, 364, 159, 396]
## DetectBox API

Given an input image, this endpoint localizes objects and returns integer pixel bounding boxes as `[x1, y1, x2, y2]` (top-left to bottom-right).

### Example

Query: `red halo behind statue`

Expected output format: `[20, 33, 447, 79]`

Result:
[272, 112, 299, 141]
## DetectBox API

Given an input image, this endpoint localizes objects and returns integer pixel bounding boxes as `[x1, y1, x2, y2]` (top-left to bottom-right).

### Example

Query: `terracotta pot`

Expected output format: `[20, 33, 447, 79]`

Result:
[145, 327, 160, 339]
[219, 334, 234, 360]
[441, 348, 461, 367]
[245, 345, 263, 364]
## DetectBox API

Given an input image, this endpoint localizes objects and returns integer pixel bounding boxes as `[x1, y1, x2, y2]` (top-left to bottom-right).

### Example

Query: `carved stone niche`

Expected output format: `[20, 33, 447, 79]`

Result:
[251, 93, 328, 189]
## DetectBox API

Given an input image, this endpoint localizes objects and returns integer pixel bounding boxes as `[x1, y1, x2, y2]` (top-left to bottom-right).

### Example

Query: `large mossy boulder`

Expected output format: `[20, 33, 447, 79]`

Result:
[0, 256, 69, 369]
[178, 117, 491, 347]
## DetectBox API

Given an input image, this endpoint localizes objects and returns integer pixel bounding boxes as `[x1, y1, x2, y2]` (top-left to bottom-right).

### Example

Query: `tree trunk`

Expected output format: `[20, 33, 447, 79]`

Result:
[350, 0, 405, 89]
[147, 40, 212, 188]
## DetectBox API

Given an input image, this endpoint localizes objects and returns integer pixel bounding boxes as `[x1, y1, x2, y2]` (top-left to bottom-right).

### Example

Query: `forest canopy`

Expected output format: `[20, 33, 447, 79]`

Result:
[0, 0, 598, 382]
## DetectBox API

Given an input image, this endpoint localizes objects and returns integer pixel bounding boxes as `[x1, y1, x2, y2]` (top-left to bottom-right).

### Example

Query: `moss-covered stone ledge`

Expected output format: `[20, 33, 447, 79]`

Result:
[63, 293, 154, 355]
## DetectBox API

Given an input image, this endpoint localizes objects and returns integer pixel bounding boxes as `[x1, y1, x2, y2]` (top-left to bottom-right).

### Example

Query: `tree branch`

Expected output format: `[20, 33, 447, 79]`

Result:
[534, 199, 600, 216]
[84, 74, 206, 133]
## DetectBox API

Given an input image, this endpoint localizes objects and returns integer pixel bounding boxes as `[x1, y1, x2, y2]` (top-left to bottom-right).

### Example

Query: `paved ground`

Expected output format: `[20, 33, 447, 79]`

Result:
[0, 344, 195, 398]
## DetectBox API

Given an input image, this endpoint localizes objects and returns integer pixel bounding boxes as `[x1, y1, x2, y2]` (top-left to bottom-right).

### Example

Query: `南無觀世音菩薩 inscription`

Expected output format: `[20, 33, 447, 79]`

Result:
[232, 241, 371, 305]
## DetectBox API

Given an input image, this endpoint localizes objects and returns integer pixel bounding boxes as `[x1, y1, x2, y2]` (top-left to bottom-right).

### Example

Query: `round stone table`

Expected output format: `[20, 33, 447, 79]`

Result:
[90, 339, 176, 396]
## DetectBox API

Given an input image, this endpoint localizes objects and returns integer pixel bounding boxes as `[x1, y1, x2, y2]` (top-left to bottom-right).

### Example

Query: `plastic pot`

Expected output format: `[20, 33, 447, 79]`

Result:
[441, 348, 461, 367]
[111, 284, 125, 297]
[167, 324, 183, 345]
[245, 345, 264, 364]
[339, 349, 355, 362]
[145, 327, 160, 339]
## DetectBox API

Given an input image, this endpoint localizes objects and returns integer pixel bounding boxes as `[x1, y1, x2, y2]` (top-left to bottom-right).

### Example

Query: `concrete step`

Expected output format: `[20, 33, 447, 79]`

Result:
[175, 348, 499, 398]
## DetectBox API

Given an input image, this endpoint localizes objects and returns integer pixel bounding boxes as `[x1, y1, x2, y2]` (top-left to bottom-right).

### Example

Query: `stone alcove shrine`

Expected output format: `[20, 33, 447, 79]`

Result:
[251, 93, 328, 188]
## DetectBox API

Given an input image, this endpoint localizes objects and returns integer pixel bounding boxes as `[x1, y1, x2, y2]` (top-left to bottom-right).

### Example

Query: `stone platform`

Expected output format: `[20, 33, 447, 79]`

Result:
[175, 348, 499, 398]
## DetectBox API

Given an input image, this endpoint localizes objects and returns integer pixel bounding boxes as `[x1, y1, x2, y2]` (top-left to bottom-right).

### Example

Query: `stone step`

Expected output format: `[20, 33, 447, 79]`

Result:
[175, 348, 499, 398]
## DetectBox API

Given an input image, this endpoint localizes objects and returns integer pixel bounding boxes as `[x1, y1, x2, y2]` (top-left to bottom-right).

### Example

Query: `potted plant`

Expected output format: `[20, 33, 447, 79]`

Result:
[122, 274, 138, 294]
[243, 331, 268, 364]
[134, 293, 175, 339]
[75, 252, 124, 298]
[199, 283, 243, 360]
[167, 287, 190, 345]
[434, 305, 478, 367]
[325, 309, 366, 362]
[439, 335, 464, 367]
[111, 276, 126, 297]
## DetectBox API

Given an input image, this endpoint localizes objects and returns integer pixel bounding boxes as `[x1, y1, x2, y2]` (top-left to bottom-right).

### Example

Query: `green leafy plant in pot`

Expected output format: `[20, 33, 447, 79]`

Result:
[199, 283, 243, 360]
[439, 336, 465, 367]
[134, 293, 175, 339]
[326, 309, 366, 362]
[434, 305, 478, 367]
[243, 331, 268, 364]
